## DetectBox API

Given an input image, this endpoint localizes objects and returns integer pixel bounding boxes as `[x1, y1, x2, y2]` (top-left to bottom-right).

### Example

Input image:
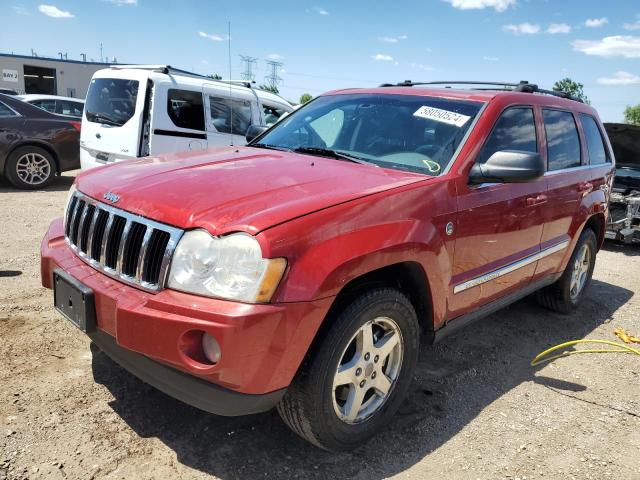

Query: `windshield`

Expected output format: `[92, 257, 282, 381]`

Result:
[85, 78, 139, 126]
[253, 93, 483, 175]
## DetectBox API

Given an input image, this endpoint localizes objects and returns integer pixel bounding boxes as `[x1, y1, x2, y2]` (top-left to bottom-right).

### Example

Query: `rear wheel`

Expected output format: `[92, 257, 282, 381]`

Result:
[5, 146, 55, 190]
[536, 228, 597, 314]
[277, 288, 419, 451]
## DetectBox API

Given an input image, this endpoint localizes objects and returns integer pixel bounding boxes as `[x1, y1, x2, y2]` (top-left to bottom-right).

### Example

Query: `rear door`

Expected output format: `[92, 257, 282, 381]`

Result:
[204, 85, 258, 147]
[80, 70, 147, 166]
[534, 109, 588, 279]
[450, 106, 547, 317]
[149, 87, 207, 154]
[0, 101, 24, 164]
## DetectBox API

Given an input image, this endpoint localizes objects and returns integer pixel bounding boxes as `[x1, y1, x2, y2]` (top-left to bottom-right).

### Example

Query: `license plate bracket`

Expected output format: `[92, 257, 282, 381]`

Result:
[53, 268, 96, 333]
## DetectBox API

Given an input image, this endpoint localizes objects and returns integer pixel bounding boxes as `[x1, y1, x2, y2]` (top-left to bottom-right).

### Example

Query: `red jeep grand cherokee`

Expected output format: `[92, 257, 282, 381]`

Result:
[41, 81, 614, 451]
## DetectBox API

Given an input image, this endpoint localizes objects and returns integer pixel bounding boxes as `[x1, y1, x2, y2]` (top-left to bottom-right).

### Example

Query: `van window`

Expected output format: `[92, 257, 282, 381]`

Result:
[263, 105, 285, 126]
[543, 110, 581, 171]
[580, 114, 608, 165]
[167, 89, 205, 131]
[209, 97, 252, 135]
[85, 78, 139, 126]
[478, 107, 537, 164]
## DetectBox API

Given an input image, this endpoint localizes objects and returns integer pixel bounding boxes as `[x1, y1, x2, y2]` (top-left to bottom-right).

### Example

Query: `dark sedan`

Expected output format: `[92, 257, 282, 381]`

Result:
[0, 93, 80, 189]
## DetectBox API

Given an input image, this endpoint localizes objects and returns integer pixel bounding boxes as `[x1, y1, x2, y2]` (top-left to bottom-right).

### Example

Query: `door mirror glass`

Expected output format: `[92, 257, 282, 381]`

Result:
[246, 124, 269, 143]
[469, 150, 544, 184]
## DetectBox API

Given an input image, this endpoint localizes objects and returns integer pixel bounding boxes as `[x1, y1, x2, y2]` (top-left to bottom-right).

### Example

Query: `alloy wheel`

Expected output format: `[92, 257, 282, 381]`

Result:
[15, 152, 51, 186]
[569, 244, 590, 300]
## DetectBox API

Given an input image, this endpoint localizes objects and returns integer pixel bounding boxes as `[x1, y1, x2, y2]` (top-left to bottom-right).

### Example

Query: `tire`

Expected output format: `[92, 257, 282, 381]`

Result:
[536, 228, 597, 314]
[5, 146, 56, 190]
[277, 288, 420, 451]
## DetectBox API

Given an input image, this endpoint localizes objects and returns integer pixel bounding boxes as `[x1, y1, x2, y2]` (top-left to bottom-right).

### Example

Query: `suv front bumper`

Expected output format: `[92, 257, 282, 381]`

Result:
[41, 218, 333, 415]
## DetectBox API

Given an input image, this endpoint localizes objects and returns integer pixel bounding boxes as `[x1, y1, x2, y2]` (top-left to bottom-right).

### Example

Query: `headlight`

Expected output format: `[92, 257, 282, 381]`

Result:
[62, 184, 77, 230]
[167, 230, 287, 303]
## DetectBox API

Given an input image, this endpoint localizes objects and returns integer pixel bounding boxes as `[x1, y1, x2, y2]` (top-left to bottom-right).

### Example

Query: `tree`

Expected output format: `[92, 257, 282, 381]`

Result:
[209, 73, 222, 80]
[624, 104, 640, 125]
[299, 93, 313, 104]
[258, 84, 279, 94]
[553, 78, 590, 104]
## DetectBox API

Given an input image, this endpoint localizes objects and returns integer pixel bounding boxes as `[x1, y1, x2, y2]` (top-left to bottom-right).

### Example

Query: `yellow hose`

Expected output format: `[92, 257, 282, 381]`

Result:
[531, 338, 640, 367]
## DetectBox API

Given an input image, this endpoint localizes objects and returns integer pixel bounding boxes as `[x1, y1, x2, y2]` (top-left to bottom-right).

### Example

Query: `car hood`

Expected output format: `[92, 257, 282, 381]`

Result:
[76, 147, 427, 235]
[605, 123, 640, 169]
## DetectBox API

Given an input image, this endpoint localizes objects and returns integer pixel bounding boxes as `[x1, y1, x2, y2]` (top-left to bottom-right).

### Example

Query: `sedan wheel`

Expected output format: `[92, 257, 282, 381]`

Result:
[15, 152, 52, 186]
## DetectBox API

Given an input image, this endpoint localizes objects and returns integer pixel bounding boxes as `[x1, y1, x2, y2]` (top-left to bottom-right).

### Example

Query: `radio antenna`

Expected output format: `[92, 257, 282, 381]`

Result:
[228, 21, 234, 146]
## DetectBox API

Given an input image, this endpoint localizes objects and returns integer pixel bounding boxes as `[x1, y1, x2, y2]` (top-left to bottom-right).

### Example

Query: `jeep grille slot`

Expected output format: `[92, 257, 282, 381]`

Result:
[63, 190, 183, 293]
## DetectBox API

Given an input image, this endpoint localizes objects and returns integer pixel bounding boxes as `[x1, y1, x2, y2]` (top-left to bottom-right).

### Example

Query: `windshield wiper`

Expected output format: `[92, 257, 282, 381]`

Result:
[88, 112, 121, 126]
[293, 147, 375, 166]
[251, 143, 292, 152]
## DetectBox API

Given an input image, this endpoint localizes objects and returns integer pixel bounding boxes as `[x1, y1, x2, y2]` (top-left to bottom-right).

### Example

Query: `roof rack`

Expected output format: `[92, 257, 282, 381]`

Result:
[378, 80, 584, 103]
[111, 64, 256, 89]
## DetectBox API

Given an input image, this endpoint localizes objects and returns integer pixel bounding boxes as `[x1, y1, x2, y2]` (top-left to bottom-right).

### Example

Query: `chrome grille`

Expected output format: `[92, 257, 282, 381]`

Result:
[64, 190, 183, 292]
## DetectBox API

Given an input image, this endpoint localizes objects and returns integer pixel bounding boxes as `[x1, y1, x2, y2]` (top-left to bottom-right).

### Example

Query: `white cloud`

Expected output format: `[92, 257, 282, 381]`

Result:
[38, 4, 74, 18]
[12, 5, 29, 14]
[371, 54, 394, 61]
[547, 23, 571, 34]
[597, 71, 640, 85]
[410, 63, 434, 70]
[379, 35, 408, 43]
[198, 31, 226, 41]
[624, 21, 640, 31]
[313, 6, 329, 15]
[267, 53, 284, 60]
[585, 17, 608, 28]
[572, 35, 640, 58]
[502, 23, 540, 35]
[483, 56, 499, 61]
[443, 0, 515, 12]
[102, 0, 137, 4]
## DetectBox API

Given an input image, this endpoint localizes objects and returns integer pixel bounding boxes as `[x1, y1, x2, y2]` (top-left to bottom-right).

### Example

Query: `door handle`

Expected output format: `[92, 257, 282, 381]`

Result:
[578, 182, 593, 193]
[526, 194, 547, 206]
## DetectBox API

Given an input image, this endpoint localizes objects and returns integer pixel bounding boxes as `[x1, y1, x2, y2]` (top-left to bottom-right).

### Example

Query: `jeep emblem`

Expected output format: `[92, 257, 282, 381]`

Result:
[103, 191, 120, 203]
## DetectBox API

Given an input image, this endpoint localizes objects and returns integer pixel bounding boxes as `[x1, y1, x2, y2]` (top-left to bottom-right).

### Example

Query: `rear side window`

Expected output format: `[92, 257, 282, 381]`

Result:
[85, 78, 139, 126]
[32, 99, 56, 113]
[543, 110, 581, 171]
[580, 114, 608, 165]
[167, 89, 204, 131]
[478, 107, 537, 164]
[58, 100, 84, 117]
[209, 97, 252, 135]
[0, 102, 17, 118]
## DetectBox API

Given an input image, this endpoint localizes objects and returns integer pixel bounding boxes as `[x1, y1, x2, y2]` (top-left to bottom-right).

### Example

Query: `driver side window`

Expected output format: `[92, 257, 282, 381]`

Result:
[478, 107, 537, 164]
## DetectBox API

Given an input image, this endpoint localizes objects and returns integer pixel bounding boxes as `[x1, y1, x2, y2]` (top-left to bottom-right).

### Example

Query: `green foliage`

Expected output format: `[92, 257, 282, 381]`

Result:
[299, 93, 313, 104]
[209, 73, 223, 80]
[624, 104, 640, 125]
[553, 78, 590, 104]
[259, 84, 279, 94]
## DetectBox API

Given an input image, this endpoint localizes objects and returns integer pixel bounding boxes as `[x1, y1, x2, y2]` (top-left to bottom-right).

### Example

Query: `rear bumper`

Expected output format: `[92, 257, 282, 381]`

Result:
[41, 218, 333, 412]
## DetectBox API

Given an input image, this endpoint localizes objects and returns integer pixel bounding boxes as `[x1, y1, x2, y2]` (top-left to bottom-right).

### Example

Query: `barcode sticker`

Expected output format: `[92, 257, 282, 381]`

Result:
[413, 106, 471, 127]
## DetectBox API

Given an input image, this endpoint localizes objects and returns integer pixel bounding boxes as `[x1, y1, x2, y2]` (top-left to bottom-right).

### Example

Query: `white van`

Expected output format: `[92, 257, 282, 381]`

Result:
[80, 65, 293, 170]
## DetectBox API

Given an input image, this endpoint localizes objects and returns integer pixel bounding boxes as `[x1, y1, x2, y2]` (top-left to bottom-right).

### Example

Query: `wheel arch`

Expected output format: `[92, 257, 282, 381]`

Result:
[583, 212, 606, 250]
[3, 142, 60, 175]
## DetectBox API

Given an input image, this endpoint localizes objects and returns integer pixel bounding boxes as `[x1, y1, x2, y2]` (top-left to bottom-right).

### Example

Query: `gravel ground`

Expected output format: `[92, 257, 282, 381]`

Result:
[1, 172, 639, 480]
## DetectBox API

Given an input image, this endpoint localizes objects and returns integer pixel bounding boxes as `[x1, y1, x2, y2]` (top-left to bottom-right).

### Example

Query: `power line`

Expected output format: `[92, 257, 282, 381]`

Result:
[264, 60, 283, 88]
[239, 55, 257, 81]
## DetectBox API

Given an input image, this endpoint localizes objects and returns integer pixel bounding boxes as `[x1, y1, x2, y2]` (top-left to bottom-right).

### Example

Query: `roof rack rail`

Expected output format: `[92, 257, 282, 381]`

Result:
[378, 80, 584, 103]
[111, 64, 256, 89]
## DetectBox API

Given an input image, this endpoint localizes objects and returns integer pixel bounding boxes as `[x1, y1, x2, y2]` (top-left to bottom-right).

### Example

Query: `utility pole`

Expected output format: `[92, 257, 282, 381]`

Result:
[100, 42, 103, 63]
[80, 53, 87, 62]
[264, 60, 283, 89]
[239, 55, 257, 82]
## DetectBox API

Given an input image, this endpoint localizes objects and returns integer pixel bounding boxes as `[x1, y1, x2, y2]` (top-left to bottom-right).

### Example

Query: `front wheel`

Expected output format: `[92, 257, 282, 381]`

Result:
[277, 288, 419, 451]
[536, 228, 597, 314]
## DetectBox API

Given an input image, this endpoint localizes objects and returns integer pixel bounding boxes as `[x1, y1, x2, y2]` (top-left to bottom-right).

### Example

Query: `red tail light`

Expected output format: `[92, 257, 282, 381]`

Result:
[70, 121, 81, 132]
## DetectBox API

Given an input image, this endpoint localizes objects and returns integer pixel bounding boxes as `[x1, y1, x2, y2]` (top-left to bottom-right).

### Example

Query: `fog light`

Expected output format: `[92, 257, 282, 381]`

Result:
[202, 333, 221, 364]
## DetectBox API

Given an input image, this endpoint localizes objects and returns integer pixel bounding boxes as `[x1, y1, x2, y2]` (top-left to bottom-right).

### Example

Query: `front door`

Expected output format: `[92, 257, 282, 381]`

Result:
[450, 106, 547, 317]
[204, 85, 257, 147]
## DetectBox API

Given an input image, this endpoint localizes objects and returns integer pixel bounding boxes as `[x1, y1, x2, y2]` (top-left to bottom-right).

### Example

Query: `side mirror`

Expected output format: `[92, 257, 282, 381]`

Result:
[245, 125, 269, 143]
[469, 150, 544, 184]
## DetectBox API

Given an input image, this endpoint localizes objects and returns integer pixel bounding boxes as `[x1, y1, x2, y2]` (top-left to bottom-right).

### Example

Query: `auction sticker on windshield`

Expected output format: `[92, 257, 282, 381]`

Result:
[413, 106, 471, 127]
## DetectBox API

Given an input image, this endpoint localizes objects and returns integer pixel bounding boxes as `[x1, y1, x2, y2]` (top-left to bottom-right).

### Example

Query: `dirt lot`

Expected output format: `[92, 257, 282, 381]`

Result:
[1, 172, 639, 480]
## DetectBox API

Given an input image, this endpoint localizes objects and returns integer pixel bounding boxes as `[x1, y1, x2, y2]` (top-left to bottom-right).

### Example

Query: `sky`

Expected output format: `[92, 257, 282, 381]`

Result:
[2, 0, 639, 121]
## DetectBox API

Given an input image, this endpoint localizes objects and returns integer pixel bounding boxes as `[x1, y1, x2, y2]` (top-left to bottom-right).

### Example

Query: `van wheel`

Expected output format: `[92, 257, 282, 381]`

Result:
[277, 288, 419, 451]
[5, 146, 55, 190]
[536, 228, 597, 314]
